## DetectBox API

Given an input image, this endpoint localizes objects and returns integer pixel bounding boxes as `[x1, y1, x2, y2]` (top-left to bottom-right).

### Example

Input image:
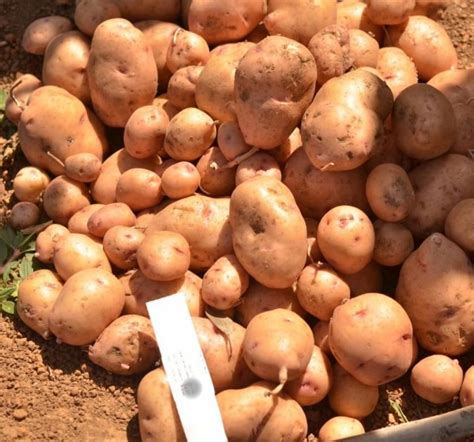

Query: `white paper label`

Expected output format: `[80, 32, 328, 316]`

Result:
[147, 294, 228, 442]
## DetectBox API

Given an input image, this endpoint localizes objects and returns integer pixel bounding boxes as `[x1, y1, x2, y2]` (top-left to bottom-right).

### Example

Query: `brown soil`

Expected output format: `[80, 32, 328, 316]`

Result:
[0, 1, 473, 441]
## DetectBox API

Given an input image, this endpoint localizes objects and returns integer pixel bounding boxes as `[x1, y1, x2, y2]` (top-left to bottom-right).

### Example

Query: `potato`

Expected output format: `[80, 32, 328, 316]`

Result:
[22, 16, 73, 55]
[87, 203, 136, 238]
[166, 29, 209, 73]
[202, 254, 249, 310]
[116, 168, 163, 212]
[137, 231, 190, 281]
[164, 107, 216, 161]
[17, 270, 63, 339]
[63, 153, 101, 183]
[412, 0, 451, 18]
[313, 321, 331, 354]
[18, 86, 108, 176]
[167, 65, 203, 110]
[195, 42, 254, 122]
[387, 16, 457, 81]
[74, 0, 121, 37]
[230, 177, 307, 288]
[13, 166, 50, 203]
[88, 315, 158, 375]
[235, 36, 317, 150]
[329, 293, 414, 385]
[411, 355, 463, 404]
[5, 74, 42, 125]
[217, 381, 307, 441]
[147, 195, 233, 271]
[235, 152, 281, 186]
[318, 206, 375, 275]
[9, 202, 40, 230]
[460, 366, 474, 407]
[196, 147, 236, 197]
[366, 0, 416, 25]
[102, 226, 144, 270]
[87, 18, 158, 127]
[155, 158, 178, 176]
[337, 1, 383, 42]
[305, 217, 321, 263]
[35, 224, 69, 264]
[308, 25, 352, 86]
[329, 363, 379, 419]
[396, 233, 474, 355]
[284, 148, 370, 219]
[349, 29, 379, 68]
[49, 269, 125, 345]
[341, 261, 383, 296]
[373, 221, 414, 266]
[285, 345, 333, 406]
[319, 416, 365, 441]
[184, 0, 265, 45]
[243, 309, 313, 388]
[269, 127, 302, 165]
[160, 162, 200, 200]
[217, 121, 252, 161]
[67, 204, 104, 235]
[137, 368, 185, 442]
[115, 0, 180, 22]
[121, 269, 203, 318]
[366, 163, 415, 222]
[42, 31, 91, 103]
[405, 154, 474, 239]
[444, 199, 474, 253]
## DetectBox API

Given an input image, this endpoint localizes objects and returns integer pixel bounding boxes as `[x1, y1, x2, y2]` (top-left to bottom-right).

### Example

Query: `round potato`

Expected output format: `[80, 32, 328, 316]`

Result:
[319, 416, 365, 441]
[166, 29, 209, 73]
[74, 0, 121, 37]
[373, 221, 414, 266]
[35, 224, 69, 264]
[103, 226, 144, 270]
[13, 166, 50, 203]
[444, 199, 474, 253]
[160, 161, 200, 200]
[9, 202, 40, 230]
[67, 204, 104, 235]
[22, 16, 74, 55]
[167, 65, 203, 110]
[116, 168, 163, 212]
[196, 147, 236, 197]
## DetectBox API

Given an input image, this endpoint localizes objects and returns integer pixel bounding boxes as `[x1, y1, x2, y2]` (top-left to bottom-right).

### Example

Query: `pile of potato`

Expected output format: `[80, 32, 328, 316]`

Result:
[5, 0, 473, 440]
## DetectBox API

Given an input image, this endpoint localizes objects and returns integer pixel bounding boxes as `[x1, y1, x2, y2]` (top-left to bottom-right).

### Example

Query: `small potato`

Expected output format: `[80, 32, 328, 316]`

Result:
[64, 153, 102, 183]
[166, 29, 209, 73]
[296, 264, 350, 321]
[341, 261, 383, 296]
[167, 65, 203, 110]
[366, 164, 415, 222]
[411, 355, 463, 404]
[9, 202, 40, 230]
[312, 321, 331, 354]
[337, 0, 383, 42]
[13, 166, 50, 203]
[285, 346, 333, 406]
[366, 0, 416, 25]
[116, 168, 163, 212]
[5, 74, 42, 125]
[137, 231, 190, 282]
[217, 121, 252, 162]
[74, 0, 121, 37]
[17, 270, 63, 339]
[103, 226, 144, 270]
[43, 176, 90, 226]
[445, 199, 474, 253]
[87, 203, 136, 237]
[319, 416, 365, 441]
[196, 147, 236, 197]
[88, 315, 159, 375]
[35, 224, 69, 264]
[305, 217, 321, 263]
[269, 127, 302, 165]
[318, 206, 375, 274]
[235, 152, 281, 186]
[460, 366, 474, 407]
[348, 29, 379, 68]
[329, 363, 379, 419]
[22, 16, 74, 55]
[202, 254, 249, 310]
[373, 221, 414, 266]
[49, 268, 125, 346]
[164, 107, 216, 161]
[161, 161, 200, 199]
[68, 204, 105, 235]
[124, 106, 169, 160]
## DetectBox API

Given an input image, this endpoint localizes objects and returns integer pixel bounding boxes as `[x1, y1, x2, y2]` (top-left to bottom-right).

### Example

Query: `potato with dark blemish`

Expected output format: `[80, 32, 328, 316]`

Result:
[166, 29, 209, 73]
[196, 146, 236, 197]
[87, 203, 136, 238]
[9, 202, 40, 230]
[373, 221, 414, 266]
[35, 224, 69, 264]
[116, 168, 163, 212]
[103, 226, 144, 270]
[68, 204, 105, 235]
[161, 161, 200, 199]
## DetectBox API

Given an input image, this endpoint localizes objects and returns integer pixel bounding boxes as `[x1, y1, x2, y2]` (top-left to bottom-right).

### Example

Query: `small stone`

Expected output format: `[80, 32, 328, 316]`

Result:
[13, 408, 28, 421]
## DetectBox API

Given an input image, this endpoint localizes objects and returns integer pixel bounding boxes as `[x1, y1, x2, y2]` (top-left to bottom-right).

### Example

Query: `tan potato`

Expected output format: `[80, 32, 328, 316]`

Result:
[235, 152, 282, 186]
[167, 65, 203, 110]
[64, 153, 101, 183]
[137, 368, 185, 442]
[17, 270, 63, 339]
[411, 355, 463, 404]
[9, 202, 40, 230]
[396, 233, 474, 355]
[312, 321, 331, 354]
[337, 0, 383, 42]
[196, 147, 236, 197]
[13, 166, 50, 203]
[202, 254, 249, 310]
[285, 345, 333, 406]
[166, 29, 209, 73]
[329, 293, 414, 385]
[366, 163, 415, 222]
[103, 226, 144, 270]
[88, 315, 159, 375]
[373, 221, 414, 266]
[305, 217, 321, 263]
[366, 0, 416, 25]
[230, 177, 307, 288]
[161, 161, 200, 199]
[444, 199, 474, 253]
[460, 366, 474, 407]
[349, 29, 379, 68]
[35, 224, 69, 264]
[67, 204, 105, 235]
[87, 203, 136, 238]
[74, 0, 122, 37]
[87, 18, 158, 127]
[42, 31, 91, 103]
[269, 127, 302, 165]
[341, 261, 383, 296]
[137, 231, 190, 282]
[49, 269, 125, 345]
[319, 416, 365, 441]
[329, 363, 379, 419]
[120, 269, 204, 318]
[217, 121, 252, 161]
[235, 36, 317, 150]
[5, 74, 42, 125]
[22, 16, 74, 55]
[116, 168, 163, 212]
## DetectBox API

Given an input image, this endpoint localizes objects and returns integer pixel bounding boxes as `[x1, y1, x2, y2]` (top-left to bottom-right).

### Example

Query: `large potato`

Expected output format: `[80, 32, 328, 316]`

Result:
[49, 269, 125, 346]
[87, 19, 158, 127]
[230, 177, 307, 289]
[5, 74, 42, 125]
[22, 16, 74, 55]
[396, 233, 474, 356]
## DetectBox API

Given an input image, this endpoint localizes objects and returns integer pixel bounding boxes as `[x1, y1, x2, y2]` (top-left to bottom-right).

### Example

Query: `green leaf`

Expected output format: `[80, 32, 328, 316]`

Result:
[2, 260, 14, 283]
[0, 241, 8, 264]
[19, 254, 34, 279]
[0, 286, 16, 300]
[2, 300, 16, 315]
[0, 89, 6, 111]
[0, 225, 16, 248]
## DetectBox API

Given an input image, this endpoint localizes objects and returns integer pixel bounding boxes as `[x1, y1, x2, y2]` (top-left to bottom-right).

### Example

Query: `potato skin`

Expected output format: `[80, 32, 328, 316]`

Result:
[6, 74, 42, 125]
[444, 199, 474, 253]
[319, 416, 365, 441]
[167, 65, 203, 110]
[373, 222, 414, 267]
[196, 147, 236, 197]
[460, 366, 474, 407]
[87, 19, 158, 127]
[9, 202, 39, 230]
[235, 152, 282, 186]
[13, 167, 50, 203]
[87, 203, 136, 238]
[217, 121, 252, 161]
[49, 269, 125, 346]
[161, 161, 200, 199]
[341, 261, 383, 297]
[366, 0, 416, 25]
[64, 153, 102, 183]
[230, 177, 307, 289]
[35, 224, 69, 264]
[22, 16, 74, 55]
[67, 204, 104, 235]
[337, 0, 383, 42]
[103, 226, 144, 270]
[116, 168, 163, 212]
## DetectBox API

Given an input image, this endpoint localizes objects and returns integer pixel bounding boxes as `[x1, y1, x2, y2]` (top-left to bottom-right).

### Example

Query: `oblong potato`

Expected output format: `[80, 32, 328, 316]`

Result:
[87, 203, 136, 238]
[68, 204, 105, 235]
